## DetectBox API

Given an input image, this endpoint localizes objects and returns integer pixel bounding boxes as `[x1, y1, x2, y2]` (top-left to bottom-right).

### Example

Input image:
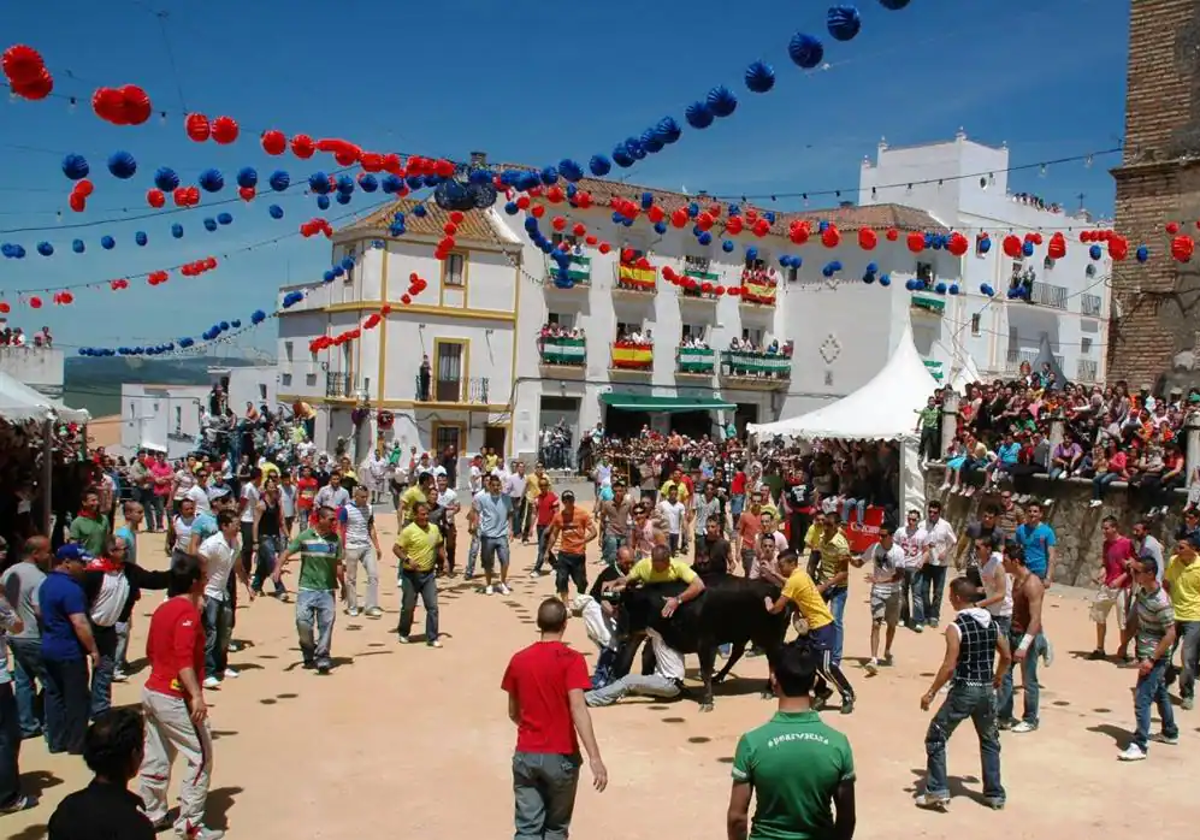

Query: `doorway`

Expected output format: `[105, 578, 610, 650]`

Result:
[734, 403, 760, 438]
[484, 425, 507, 458]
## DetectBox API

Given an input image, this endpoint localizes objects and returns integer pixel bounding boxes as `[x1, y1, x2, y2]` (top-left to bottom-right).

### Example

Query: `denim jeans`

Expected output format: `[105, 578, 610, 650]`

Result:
[730, 494, 745, 520]
[8, 638, 44, 738]
[465, 533, 481, 578]
[913, 565, 948, 626]
[1177, 620, 1200, 701]
[89, 624, 118, 719]
[295, 589, 336, 669]
[923, 683, 1004, 804]
[0, 682, 21, 808]
[899, 568, 918, 627]
[141, 489, 164, 532]
[533, 525, 549, 573]
[1133, 659, 1178, 751]
[43, 656, 88, 754]
[202, 596, 233, 679]
[601, 533, 627, 566]
[114, 621, 130, 670]
[584, 673, 681, 706]
[480, 535, 511, 574]
[512, 752, 581, 840]
[253, 535, 287, 595]
[399, 569, 439, 642]
[821, 586, 848, 666]
[998, 628, 1045, 725]
[1092, 471, 1119, 500]
[840, 498, 866, 524]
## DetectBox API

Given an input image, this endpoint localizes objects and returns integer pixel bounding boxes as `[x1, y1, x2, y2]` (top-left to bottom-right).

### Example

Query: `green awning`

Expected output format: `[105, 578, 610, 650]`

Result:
[600, 393, 736, 413]
[911, 293, 945, 313]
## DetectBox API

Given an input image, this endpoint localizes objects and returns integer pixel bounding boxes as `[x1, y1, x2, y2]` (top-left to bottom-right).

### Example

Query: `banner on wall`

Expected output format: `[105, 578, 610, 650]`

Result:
[845, 506, 886, 555]
[541, 336, 586, 363]
[678, 346, 715, 372]
[722, 350, 790, 374]
[611, 340, 653, 369]
[617, 263, 656, 289]
[742, 281, 777, 304]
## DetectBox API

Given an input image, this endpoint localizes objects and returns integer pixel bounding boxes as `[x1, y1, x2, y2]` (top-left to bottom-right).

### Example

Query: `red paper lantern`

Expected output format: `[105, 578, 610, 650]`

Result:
[552, 217, 567, 232]
[1047, 232, 1067, 260]
[13, 69, 53, 100]
[401, 294, 412, 305]
[1166, 221, 1181, 235]
[291, 134, 315, 159]
[727, 216, 745, 236]
[858, 227, 877, 251]
[671, 209, 689, 228]
[529, 204, 544, 219]
[29, 296, 42, 309]
[621, 248, 635, 263]
[821, 226, 841, 248]
[1002, 234, 1022, 258]
[1172, 234, 1194, 262]
[2, 45, 45, 86]
[907, 231, 926, 254]
[585, 235, 598, 246]
[882, 227, 897, 242]
[727, 286, 741, 297]
[571, 223, 587, 237]
[185, 113, 211, 142]
[753, 219, 771, 238]
[598, 242, 612, 255]
[701, 282, 714, 294]
[238, 186, 256, 202]
[380, 304, 393, 315]
[546, 186, 565, 204]
[0, 302, 9, 314]
[68, 193, 86, 213]
[1109, 235, 1129, 261]
[788, 222, 809, 245]
[715, 285, 726, 296]
[946, 232, 970, 257]
[211, 116, 239, 144]
[647, 206, 665, 224]
[635, 257, 651, 270]
[697, 212, 714, 232]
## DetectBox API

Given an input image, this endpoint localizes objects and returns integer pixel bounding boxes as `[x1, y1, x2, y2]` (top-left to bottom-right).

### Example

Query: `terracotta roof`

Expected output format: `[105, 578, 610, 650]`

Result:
[488, 162, 945, 234]
[339, 198, 511, 247]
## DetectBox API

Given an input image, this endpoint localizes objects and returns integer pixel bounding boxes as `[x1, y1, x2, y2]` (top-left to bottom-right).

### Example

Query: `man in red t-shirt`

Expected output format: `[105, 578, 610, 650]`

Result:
[1087, 515, 1136, 661]
[531, 480, 559, 579]
[296, 466, 318, 525]
[501, 599, 607, 839]
[137, 554, 223, 840]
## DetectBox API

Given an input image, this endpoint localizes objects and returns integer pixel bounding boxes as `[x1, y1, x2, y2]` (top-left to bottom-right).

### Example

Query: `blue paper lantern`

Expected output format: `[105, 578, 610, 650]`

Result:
[413, 204, 427, 218]
[641, 192, 655, 210]
[685, 101, 714, 129]
[269, 170, 291, 192]
[269, 204, 284, 220]
[744, 61, 776, 93]
[624, 137, 646, 160]
[746, 247, 759, 261]
[613, 147, 635, 168]
[978, 236, 992, 254]
[336, 192, 351, 205]
[862, 271, 875, 284]
[980, 283, 994, 296]
[1021, 240, 1034, 257]
[72, 239, 85, 253]
[1136, 245, 1150, 263]
[251, 309, 266, 324]
[468, 168, 493, 185]
[641, 130, 664, 154]
[230, 320, 241, 329]
[698, 232, 713, 245]
[657, 117, 682, 144]
[935, 281, 948, 295]
[36, 241, 53, 257]
[789, 33, 825, 69]
[559, 159, 584, 182]
[358, 174, 379, 193]
[722, 240, 735, 253]
[540, 166, 559, 185]
[309, 172, 331, 194]
[879, 0, 910, 9]
[204, 218, 218, 232]
[336, 175, 355, 194]
[879, 274, 891, 287]
[317, 195, 331, 210]
[1090, 244, 1103, 260]
[107, 151, 137, 180]
[340, 257, 355, 271]
[219, 321, 229, 331]
[199, 168, 225, 193]
[654, 221, 668, 235]
[323, 270, 335, 283]
[236, 167, 258, 189]
[822, 262, 837, 278]
[827, 5, 862, 41]
[101, 235, 115, 250]
[707, 85, 738, 118]
[380, 174, 402, 194]
[135, 231, 148, 246]
[948, 284, 960, 296]
[504, 201, 519, 215]
[154, 167, 180, 192]
[217, 212, 233, 226]
[171, 224, 184, 239]
[524, 217, 539, 234]
[819, 220, 830, 232]
[62, 154, 89, 181]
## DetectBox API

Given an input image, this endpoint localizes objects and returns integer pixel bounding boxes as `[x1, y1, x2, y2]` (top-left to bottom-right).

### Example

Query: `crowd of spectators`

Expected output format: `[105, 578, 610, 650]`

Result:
[538, 322, 584, 341]
[1011, 192, 1064, 214]
[740, 265, 778, 287]
[934, 362, 1198, 518]
[614, 326, 653, 346]
[0, 325, 53, 347]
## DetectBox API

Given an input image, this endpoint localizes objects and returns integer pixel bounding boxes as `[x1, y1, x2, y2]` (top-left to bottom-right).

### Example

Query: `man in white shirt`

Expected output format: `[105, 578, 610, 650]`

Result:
[314, 472, 350, 512]
[184, 468, 212, 516]
[506, 461, 528, 541]
[468, 457, 485, 495]
[583, 625, 684, 706]
[854, 526, 905, 674]
[655, 487, 686, 557]
[238, 467, 262, 577]
[893, 509, 927, 630]
[338, 485, 381, 618]
[198, 511, 253, 687]
[434, 473, 460, 576]
[915, 500, 957, 631]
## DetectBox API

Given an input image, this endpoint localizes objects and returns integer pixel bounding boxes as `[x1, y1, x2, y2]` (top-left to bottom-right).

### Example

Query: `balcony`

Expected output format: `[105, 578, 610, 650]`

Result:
[325, 372, 357, 400]
[1005, 349, 1064, 375]
[544, 253, 592, 290]
[738, 271, 777, 308]
[538, 336, 587, 379]
[1027, 281, 1068, 310]
[1077, 358, 1099, 383]
[612, 262, 657, 298]
[413, 375, 490, 405]
[1081, 293, 1103, 317]
[910, 291, 946, 316]
[719, 350, 791, 390]
[0, 346, 65, 398]
[609, 341, 653, 375]
[676, 347, 716, 377]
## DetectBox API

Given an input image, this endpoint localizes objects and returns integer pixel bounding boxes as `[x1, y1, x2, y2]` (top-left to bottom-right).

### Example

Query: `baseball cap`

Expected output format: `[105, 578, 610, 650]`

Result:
[562, 490, 576, 502]
[56, 544, 93, 563]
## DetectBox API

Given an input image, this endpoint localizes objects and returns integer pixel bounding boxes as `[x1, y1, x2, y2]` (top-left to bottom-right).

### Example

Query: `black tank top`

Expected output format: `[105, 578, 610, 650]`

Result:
[260, 500, 280, 537]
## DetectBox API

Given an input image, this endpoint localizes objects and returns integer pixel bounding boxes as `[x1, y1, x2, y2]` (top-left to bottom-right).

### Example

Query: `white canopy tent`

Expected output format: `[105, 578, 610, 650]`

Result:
[0, 370, 90, 425]
[747, 320, 938, 516]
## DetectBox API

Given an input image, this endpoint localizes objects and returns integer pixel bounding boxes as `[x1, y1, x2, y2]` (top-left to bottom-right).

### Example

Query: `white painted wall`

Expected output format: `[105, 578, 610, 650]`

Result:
[0, 346, 64, 397]
[120, 383, 207, 459]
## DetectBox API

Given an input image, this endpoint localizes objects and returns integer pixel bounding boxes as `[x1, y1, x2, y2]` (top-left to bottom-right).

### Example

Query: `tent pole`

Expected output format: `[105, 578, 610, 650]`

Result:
[41, 417, 53, 536]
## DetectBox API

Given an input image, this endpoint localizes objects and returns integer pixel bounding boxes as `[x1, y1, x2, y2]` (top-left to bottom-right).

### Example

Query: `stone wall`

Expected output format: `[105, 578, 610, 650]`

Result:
[924, 465, 1186, 587]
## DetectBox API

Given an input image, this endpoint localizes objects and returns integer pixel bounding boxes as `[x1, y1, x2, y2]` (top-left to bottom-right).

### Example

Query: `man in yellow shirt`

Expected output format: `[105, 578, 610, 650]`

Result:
[765, 550, 856, 714]
[814, 514, 852, 669]
[1165, 532, 1200, 710]
[619, 545, 705, 618]
[398, 471, 433, 528]
[392, 501, 445, 647]
[521, 463, 549, 544]
[659, 468, 691, 506]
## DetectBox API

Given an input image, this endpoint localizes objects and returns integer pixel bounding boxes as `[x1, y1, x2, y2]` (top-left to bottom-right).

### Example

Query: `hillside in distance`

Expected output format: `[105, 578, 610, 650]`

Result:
[64, 356, 259, 418]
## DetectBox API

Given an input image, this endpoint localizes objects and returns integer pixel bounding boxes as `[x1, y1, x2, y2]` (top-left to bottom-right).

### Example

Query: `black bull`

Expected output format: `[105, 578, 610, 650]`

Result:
[613, 578, 788, 711]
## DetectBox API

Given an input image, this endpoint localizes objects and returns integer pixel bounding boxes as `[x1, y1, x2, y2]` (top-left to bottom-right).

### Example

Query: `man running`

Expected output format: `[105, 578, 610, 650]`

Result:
[274, 506, 344, 674]
[856, 526, 904, 675]
[997, 543, 1046, 733]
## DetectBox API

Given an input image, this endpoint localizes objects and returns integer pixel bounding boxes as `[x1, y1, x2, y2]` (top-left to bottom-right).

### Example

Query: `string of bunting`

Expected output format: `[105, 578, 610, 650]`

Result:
[307, 272, 430, 353]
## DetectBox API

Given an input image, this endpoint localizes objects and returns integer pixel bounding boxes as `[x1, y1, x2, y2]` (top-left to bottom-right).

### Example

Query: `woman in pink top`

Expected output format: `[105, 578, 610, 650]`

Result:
[148, 453, 174, 532]
[1090, 442, 1129, 508]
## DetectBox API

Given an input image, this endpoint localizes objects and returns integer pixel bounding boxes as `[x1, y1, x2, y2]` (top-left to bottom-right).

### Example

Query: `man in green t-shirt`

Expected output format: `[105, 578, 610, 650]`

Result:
[275, 505, 344, 674]
[727, 643, 856, 840]
[69, 488, 110, 556]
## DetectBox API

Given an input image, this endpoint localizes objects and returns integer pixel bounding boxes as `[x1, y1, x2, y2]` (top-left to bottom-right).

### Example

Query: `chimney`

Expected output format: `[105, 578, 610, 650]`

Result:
[469, 151, 487, 167]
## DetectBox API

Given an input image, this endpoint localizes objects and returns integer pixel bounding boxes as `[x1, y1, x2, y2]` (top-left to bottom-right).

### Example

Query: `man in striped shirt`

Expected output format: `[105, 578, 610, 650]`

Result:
[1118, 558, 1179, 761]
[274, 507, 344, 675]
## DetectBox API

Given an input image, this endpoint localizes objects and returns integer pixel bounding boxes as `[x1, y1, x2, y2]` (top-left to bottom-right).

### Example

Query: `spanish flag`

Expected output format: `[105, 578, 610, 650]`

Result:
[618, 263, 657, 289]
[611, 341, 653, 369]
[742, 281, 777, 304]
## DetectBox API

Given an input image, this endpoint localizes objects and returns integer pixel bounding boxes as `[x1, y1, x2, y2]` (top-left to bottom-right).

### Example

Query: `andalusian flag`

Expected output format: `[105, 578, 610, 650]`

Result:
[611, 341, 653, 369]
[550, 254, 591, 283]
[618, 263, 657, 289]
[540, 337, 586, 364]
[742, 281, 777, 304]
[677, 347, 715, 373]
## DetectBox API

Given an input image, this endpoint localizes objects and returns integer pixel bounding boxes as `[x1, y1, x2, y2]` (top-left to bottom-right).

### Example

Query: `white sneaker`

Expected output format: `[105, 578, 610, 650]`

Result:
[1010, 721, 1038, 734]
[365, 607, 383, 618]
[529, 571, 542, 579]
[484, 584, 495, 595]
[398, 635, 411, 644]
[865, 658, 878, 676]
[226, 641, 241, 653]
[347, 607, 360, 617]
[203, 676, 221, 689]
[111, 669, 128, 683]
[1089, 500, 1103, 508]
[428, 639, 443, 648]
[498, 583, 512, 595]
[222, 667, 239, 679]
[1117, 743, 1147, 761]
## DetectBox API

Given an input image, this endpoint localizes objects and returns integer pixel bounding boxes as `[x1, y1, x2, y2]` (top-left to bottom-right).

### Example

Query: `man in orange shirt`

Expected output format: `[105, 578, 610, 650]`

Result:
[542, 491, 598, 603]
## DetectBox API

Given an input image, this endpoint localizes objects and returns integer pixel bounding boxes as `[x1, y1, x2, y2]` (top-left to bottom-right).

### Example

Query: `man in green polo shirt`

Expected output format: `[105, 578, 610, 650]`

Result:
[68, 488, 110, 556]
[275, 505, 344, 675]
[727, 643, 856, 840]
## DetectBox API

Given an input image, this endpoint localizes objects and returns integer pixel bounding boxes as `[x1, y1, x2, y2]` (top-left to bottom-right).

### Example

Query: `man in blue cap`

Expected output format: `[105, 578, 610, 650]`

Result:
[40, 546, 100, 755]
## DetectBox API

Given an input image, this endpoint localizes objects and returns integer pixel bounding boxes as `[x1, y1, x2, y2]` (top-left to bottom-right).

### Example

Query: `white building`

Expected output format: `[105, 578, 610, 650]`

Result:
[0, 345, 65, 398]
[276, 157, 966, 462]
[118, 365, 277, 458]
[860, 131, 1113, 385]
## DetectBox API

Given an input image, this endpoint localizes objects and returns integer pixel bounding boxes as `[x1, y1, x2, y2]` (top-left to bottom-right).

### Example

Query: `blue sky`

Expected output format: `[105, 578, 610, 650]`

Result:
[0, 0, 1129, 353]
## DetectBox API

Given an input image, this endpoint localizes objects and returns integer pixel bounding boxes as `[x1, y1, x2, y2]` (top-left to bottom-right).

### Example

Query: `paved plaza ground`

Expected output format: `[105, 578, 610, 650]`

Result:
[5, 507, 1199, 839]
